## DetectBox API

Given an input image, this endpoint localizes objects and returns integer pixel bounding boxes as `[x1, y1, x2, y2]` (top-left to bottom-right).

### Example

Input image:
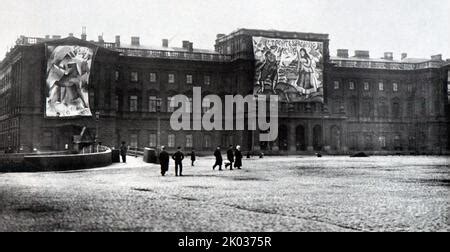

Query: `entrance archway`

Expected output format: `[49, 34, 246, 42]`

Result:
[279, 125, 288, 151]
[313, 125, 323, 151]
[296, 125, 306, 151]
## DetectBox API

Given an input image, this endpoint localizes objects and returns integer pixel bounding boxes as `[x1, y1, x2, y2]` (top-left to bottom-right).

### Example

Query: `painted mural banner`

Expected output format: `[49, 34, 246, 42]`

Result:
[253, 36, 324, 103]
[45, 45, 94, 117]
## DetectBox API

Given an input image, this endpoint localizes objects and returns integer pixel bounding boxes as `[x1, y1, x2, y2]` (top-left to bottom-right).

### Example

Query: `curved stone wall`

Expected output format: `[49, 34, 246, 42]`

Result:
[0, 148, 112, 172]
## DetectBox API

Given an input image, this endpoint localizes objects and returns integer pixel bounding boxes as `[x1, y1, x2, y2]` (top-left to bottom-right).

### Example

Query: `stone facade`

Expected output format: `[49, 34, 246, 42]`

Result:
[0, 29, 448, 155]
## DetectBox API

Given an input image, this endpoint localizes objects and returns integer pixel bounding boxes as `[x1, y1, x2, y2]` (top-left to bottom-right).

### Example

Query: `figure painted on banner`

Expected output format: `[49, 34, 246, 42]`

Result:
[234, 145, 243, 170]
[190, 149, 196, 167]
[159, 146, 170, 176]
[256, 47, 279, 93]
[213, 147, 223, 171]
[224, 145, 235, 170]
[172, 147, 185, 177]
[296, 48, 319, 95]
[120, 142, 128, 163]
[46, 45, 92, 117]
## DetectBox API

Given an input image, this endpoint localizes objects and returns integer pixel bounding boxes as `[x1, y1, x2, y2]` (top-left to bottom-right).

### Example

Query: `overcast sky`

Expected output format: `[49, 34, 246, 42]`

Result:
[0, 0, 449, 60]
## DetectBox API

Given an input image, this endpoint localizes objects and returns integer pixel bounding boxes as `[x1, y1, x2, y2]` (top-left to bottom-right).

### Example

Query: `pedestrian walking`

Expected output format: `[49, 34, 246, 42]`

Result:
[190, 149, 196, 167]
[172, 147, 185, 176]
[159, 146, 170, 176]
[213, 147, 223, 171]
[234, 145, 243, 169]
[225, 145, 235, 170]
[120, 142, 128, 163]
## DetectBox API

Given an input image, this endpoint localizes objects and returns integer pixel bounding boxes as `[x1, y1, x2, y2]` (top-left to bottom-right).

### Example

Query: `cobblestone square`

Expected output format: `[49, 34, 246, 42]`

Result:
[0, 156, 448, 232]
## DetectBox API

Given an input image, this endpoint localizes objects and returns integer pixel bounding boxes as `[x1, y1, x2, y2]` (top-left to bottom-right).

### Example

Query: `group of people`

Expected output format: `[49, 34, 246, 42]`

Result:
[158, 145, 244, 177]
[213, 145, 243, 171]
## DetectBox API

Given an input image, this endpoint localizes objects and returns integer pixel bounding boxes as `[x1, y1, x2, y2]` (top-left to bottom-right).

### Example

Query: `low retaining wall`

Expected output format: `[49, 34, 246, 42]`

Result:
[0, 148, 112, 173]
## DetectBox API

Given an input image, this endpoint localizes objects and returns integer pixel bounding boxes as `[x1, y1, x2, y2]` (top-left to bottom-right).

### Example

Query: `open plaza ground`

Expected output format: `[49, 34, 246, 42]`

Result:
[0, 155, 448, 232]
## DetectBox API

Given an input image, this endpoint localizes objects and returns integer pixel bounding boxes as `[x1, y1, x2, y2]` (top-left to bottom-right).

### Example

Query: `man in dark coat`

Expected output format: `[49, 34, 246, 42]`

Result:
[225, 145, 235, 170]
[159, 146, 170, 176]
[172, 147, 185, 176]
[213, 147, 223, 171]
[190, 149, 196, 167]
[120, 142, 128, 163]
[234, 145, 243, 170]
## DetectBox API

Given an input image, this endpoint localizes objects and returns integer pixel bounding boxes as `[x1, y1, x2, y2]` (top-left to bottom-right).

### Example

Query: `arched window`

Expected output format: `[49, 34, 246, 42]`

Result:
[392, 99, 401, 118]
[378, 100, 388, 118]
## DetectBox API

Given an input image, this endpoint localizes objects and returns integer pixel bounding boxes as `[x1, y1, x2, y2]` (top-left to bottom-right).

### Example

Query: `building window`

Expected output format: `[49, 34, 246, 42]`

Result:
[379, 82, 384, 91]
[186, 135, 193, 148]
[364, 82, 370, 91]
[421, 98, 427, 115]
[186, 74, 193, 85]
[334, 81, 340, 90]
[349, 81, 355, 90]
[168, 134, 175, 148]
[115, 95, 119, 111]
[130, 134, 138, 148]
[150, 73, 157, 83]
[393, 102, 401, 118]
[167, 97, 176, 113]
[149, 96, 158, 112]
[131, 72, 139, 82]
[202, 98, 211, 114]
[379, 136, 386, 150]
[115, 71, 120, 81]
[168, 74, 175, 84]
[362, 101, 372, 118]
[204, 75, 211, 86]
[407, 84, 413, 93]
[393, 83, 399, 92]
[130, 96, 138, 112]
[149, 134, 157, 147]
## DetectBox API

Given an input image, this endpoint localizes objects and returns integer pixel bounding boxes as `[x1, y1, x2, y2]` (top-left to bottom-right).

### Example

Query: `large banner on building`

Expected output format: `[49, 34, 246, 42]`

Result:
[253, 37, 324, 103]
[45, 45, 94, 117]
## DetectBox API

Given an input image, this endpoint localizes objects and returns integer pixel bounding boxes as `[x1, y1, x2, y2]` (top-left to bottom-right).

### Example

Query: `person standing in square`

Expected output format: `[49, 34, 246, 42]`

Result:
[159, 146, 170, 176]
[172, 147, 185, 176]
[120, 142, 128, 163]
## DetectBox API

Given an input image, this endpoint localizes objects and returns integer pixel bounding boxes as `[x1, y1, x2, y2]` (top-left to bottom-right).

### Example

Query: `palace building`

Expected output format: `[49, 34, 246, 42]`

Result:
[0, 29, 449, 155]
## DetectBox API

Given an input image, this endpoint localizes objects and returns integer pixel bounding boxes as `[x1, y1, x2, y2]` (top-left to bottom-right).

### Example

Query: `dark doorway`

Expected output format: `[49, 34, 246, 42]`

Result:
[279, 125, 288, 151]
[313, 125, 323, 151]
[296, 125, 306, 151]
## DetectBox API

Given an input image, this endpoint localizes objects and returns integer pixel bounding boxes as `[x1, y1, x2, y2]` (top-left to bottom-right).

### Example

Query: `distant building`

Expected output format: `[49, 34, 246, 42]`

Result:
[0, 29, 448, 154]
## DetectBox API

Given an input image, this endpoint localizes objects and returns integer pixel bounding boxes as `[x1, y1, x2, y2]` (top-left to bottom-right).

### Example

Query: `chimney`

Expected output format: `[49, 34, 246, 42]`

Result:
[188, 42, 194, 52]
[354, 50, 370, 59]
[52, 35, 62, 39]
[98, 35, 104, 43]
[162, 39, 169, 47]
[68, 33, 74, 37]
[81, 27, 87, 41]
[401, 53, 408, 60]
[182, 40, 190, 49]
[337, 49, 349, 58]
[384, 52, 393, 60]
[131, 36, 140, 46]
[431, 54, 442, 61]
[115, 35, 121, 47]
[45, 35, 50, 40]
